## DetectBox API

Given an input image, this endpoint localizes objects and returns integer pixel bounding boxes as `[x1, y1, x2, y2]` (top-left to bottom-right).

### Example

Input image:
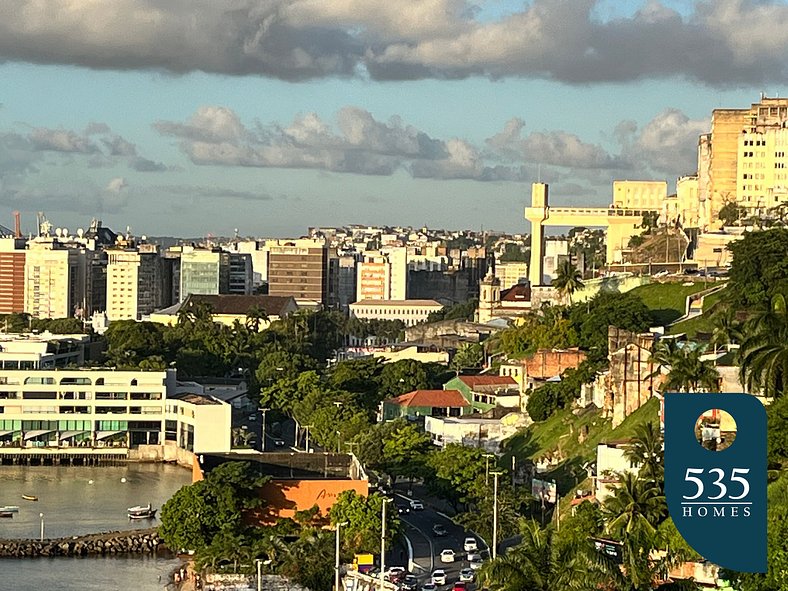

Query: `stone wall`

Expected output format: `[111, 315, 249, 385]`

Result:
[0, 528, 163, 558]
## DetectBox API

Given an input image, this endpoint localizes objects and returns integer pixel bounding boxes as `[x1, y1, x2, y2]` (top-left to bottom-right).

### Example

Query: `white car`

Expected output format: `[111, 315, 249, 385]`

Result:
[409, 499, 424, 510]
[463, 537, 477, 552]
[421, 584, 437, 591]
[458, 569, 474, 583]
[439, 549, 455, 563]
[467, 553, 484, 570]
[431, 570, 447, 586]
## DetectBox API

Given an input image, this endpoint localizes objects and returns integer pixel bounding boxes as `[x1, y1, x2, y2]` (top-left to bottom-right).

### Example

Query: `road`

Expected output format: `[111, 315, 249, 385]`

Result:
[394, 493, 484, 589]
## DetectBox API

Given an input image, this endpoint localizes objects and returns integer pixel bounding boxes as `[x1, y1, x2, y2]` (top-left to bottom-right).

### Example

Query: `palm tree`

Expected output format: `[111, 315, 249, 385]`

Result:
[709, 305, 743, 352]
[245, 305, 269, 333]
[479, 521, 595, 591]
[552, 259, 584, 305]
[603, 473, 665, 538]
[654, 344, 720, 393]
[739, 293, 788, 397]
[623, 422, 663, 482]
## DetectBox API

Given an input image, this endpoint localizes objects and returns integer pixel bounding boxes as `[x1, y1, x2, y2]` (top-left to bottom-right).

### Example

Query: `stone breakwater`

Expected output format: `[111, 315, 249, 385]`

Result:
[0, 528, 165, 558]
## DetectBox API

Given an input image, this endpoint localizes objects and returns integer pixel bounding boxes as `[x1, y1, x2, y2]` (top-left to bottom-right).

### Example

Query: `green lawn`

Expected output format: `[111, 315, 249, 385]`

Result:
[503, 398, 660, 496]
[629, 281, 708, 326]
[666, 285, 728, 338]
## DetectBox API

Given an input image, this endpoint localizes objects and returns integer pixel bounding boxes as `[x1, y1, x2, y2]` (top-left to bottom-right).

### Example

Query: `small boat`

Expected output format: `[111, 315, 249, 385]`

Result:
[0, 511, 13, 518]
[22, 495, 38, 502]
[0, 506, 19, 513]
[127, 504, 156, 519]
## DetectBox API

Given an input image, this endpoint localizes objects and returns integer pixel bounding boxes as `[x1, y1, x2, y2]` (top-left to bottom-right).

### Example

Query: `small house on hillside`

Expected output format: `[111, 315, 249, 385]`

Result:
[381, 389, 470, 421]
[444, 375, 519, 412]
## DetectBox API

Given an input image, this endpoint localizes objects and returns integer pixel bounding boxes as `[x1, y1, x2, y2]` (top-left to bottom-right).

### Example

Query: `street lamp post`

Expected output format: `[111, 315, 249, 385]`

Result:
[380, 498, 391, 591]
[39, 512, 44, 541]
[491, 471, 503, 560]
[304, 425, 312, 453]
[335, 521, 348, 591]
[256, 559, 262, 591]
[258, 407, 269, 452]
[484, 453, 495, 486]
[336, 430, 342, 454]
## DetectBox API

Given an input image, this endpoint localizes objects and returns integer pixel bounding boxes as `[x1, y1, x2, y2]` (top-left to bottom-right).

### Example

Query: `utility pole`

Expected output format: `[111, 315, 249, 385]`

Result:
[304, 425, 312, 453]
[335, 521, 348, 591]
[256, 559, 262, 591]
[258, 407, 269, 452]
[380, 499, 391, 590]
[484, 453, 495, 486]
[491, 471, 503, 560]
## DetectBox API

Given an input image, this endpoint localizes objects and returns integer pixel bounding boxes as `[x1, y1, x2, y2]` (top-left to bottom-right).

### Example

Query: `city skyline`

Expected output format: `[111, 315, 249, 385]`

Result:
[2, 0, 788, 236]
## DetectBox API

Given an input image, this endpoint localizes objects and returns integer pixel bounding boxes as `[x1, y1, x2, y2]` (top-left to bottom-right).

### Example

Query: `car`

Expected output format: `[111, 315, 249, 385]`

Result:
[463, 537, 477, 552]
[421, 584, 437, 591]
[439, 549, 455, 563]
[432, 524, 448, 537]
[401, 574, 418, 591]
[431, 570, 447, 586]
[387, 566, 406, 581]
[409, 499, 424, 510]
[248, 414, 257, 421]
[458, 569, 474, 583]
[452, 583, 467, 591]
[273, 438, 286, 447]
[468, 553, 484, 571]
[396, 504, 410, 515]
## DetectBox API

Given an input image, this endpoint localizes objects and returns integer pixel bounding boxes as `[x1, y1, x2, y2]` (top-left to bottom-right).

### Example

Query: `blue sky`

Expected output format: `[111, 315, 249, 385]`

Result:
[1, 0, 786, 237]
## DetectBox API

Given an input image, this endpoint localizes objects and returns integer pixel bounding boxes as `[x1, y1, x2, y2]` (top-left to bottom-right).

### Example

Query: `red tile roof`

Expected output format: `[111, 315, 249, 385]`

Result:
[387, 389, 469, 408]
[501, 284, 531, 301]
[457, 375, 517, 387]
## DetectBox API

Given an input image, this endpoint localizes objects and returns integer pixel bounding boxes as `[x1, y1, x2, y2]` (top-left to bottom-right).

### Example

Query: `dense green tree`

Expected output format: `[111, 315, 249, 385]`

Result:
[657, 345, 720, 393]
[427, 298, 479, 323]
[451, 342, 484, 374]
[329, 491, 401, 554]
[425, 444, 489, 509]
[718, 200, 746, 226]
[727, 228, 788, 308]
[767, 395, 788, 467]
[159, 462, 269, 554]
[31, 317, 85, 333]
[500, 242, 528, 262]
[603, 473, 666, 539]
[552, 260, 584, 305]
[709, 305, 743, 351]
[499, 308, 579, 360]
[279, 528, 335, 591]
[104, 320, 167, 367]
[377, 359, 451, 399]
[381, 422, 432, 482]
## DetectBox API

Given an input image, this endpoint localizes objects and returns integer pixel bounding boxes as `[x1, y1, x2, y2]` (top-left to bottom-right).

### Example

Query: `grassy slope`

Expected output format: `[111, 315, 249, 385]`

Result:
[667, 287, 727, 338]
[504, 398, 660, 495]
[628, 281, 708, 326]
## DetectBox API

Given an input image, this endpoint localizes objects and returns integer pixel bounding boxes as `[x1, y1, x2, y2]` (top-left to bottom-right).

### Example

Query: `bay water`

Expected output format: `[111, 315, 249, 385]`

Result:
[0, 463, 192, 590]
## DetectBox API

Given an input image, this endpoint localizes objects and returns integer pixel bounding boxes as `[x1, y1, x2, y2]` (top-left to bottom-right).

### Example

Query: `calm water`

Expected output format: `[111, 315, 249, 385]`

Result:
[0, 463, 193, 590]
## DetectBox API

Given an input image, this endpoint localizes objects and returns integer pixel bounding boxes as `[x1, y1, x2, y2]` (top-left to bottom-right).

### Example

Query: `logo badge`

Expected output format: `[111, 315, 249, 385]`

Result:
[664, 393, 766, 573]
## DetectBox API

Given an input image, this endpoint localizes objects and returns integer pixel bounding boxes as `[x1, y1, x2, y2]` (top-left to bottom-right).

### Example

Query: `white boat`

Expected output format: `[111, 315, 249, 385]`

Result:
[127, 503, 156, 519]
[0, 506, 19, 513]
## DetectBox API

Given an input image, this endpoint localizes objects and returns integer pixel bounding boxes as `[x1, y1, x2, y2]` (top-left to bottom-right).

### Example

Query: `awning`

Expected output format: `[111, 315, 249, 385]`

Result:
[0, 430, 13, 437]
[23, 430, 56, 440]
[96, 430, 124, 440]
[59, 430, 89, 440]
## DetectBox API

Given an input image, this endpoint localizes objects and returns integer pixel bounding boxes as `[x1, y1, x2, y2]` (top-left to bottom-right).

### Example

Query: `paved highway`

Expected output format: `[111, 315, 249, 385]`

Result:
[394, 493, 485, 590]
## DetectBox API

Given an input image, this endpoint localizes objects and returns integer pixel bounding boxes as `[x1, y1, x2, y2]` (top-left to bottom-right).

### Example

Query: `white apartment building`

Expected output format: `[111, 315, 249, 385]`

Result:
[349, 299, 444, 327]
[24, 239, 87, 319]
[0, 332, 88, 369]
[106, 244, 161, 321]
[0, 368, 231, 453]
[356, 247, 407, 301]
[494, 262, 529, 290]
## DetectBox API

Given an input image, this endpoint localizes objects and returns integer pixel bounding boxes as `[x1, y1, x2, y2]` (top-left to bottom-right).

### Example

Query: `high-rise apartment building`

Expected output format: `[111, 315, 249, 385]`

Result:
[228, 253, 253, 295]
[356, 247, 407, 301]
[0, 238, 27, 314]
[106, 243, 162, 320]
[267, 238, 332, 305]
[179, 248, 230, 302]
[24, 239, 87, 319]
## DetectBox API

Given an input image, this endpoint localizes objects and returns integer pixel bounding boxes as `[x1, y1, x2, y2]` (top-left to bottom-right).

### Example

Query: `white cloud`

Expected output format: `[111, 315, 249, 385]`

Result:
[105, 177, 128, 193]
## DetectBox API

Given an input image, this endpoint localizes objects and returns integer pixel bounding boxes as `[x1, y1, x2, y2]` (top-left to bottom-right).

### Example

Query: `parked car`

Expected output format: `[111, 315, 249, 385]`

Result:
[440, 549, 455, 563]
[463, 537, 477, 552]
[458, 568, 474, 583]
[409, 499, 424, 510]
[432, 524, 448, 537]
[431, 570, 447, 586]
[452, 583, 467, 591]
[402, 574, 418, 591]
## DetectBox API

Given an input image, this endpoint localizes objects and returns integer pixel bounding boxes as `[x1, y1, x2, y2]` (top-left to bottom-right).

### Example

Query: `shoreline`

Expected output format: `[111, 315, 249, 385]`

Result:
[0, 527, 169, 558]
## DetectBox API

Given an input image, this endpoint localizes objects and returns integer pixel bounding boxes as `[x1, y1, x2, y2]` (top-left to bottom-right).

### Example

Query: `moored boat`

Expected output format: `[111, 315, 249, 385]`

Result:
[0, 506, 19, 513]
[22, 495, 38, 501]
[0, 511, 13, 518]
[127, 503, 156, 519]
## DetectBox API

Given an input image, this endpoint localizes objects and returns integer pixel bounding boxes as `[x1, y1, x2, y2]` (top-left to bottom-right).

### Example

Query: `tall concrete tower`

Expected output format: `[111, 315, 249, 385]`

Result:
[525, 183, 549, 287]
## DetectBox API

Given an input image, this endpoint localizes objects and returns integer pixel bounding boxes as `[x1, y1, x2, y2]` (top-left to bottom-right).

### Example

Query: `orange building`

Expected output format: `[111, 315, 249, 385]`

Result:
[0, 238, 26, 314]
[194, 452, 369, 524]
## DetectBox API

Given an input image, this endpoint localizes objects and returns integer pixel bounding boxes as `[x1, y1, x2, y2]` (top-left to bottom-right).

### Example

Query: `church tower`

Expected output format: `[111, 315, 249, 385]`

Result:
[477, 269, 501, 323]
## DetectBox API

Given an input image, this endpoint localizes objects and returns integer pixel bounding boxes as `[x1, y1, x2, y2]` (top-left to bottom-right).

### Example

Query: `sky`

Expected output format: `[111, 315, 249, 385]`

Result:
[1, 0, 787, 238]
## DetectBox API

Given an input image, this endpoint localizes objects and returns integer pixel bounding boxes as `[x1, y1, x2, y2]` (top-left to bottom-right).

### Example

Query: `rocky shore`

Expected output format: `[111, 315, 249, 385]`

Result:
[0, 527, 165, 557]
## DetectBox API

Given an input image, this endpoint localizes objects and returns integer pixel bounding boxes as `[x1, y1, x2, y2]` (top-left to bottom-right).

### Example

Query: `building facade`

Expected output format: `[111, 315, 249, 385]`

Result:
[267, 238, 331, 305]
[106, 244, 162, 321]
[349, 299, 443, 326]
[179, 249, 230, 301]
[0, 238, 26, 314]
[24, 239, 87, 319]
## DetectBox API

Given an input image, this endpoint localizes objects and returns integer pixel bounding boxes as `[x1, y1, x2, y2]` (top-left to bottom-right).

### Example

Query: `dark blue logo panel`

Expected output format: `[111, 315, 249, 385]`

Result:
[664, 393, 766, 573]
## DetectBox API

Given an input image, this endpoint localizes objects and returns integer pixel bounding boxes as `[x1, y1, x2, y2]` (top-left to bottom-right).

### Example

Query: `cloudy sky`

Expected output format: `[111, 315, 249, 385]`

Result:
[0, 0, 786, 237]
